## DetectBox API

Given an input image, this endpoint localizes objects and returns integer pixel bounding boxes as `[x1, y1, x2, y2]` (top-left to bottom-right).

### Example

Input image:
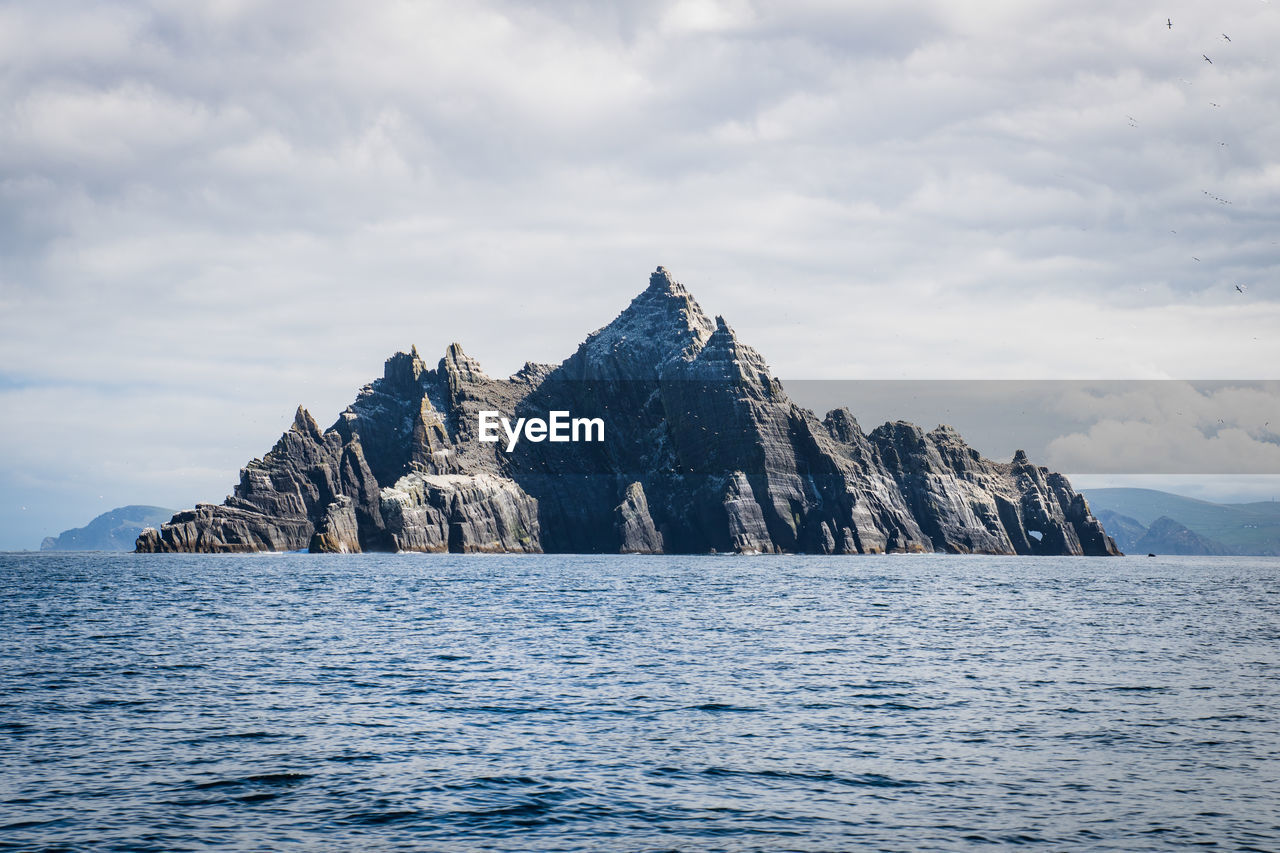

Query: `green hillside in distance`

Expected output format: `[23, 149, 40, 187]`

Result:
[1083, 488, 1280, 556]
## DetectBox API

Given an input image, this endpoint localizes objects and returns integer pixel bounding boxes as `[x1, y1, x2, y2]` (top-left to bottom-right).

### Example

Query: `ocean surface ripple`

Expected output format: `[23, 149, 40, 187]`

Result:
[1, 553, 1278, 851]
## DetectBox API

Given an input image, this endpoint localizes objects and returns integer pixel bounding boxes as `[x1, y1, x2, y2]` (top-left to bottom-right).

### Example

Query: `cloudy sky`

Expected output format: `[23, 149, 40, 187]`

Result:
[3, 0, 1279, 548]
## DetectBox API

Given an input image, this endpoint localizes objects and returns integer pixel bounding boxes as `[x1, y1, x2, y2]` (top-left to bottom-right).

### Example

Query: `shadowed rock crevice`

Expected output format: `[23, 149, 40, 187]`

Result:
[137, 267, 1120, 556]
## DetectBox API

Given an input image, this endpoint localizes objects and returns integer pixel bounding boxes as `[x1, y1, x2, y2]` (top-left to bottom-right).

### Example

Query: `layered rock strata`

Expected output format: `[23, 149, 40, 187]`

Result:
[138, 268, 1119, 556]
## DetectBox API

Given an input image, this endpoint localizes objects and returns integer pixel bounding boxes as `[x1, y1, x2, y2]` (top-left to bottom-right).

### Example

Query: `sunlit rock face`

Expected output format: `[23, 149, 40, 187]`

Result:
[137, 267, 1119, 556]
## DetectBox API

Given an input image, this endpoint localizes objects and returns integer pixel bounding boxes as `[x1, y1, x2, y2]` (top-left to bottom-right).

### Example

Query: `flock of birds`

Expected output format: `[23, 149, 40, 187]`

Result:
[1161, 15, 1254, 297]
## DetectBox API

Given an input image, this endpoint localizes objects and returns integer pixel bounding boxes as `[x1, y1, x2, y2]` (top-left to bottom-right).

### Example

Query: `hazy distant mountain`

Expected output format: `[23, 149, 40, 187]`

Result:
[1132, 516, 1233, 556]
[1084, 488, 1280, 556]
[42, 506, 176, 551]
[1094, 510, 1147, 553]
[137, 267, 1118, 556]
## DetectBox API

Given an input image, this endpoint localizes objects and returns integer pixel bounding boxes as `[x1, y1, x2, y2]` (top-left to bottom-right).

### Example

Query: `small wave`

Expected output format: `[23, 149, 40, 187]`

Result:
[340, 808, 422, 826]
[451, 704, 556, 715]
[244, 772, 312, 785]
[693, 766, 921, 789]
[862, 701, 923, 711]
[326, 753, 382, 764]
[190, 772, 313, 790]
[0, 817, 70, 831]
[455, 799, 560, 822]
[183, 731, 292, 744]
[442, 774, 543, 790]
[87, 697, 149, 707]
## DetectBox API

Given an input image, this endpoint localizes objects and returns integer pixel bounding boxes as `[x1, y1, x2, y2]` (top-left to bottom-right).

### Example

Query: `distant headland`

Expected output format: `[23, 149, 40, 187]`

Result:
[42, 505, 175, 552]
[138, 268, 1119, 556]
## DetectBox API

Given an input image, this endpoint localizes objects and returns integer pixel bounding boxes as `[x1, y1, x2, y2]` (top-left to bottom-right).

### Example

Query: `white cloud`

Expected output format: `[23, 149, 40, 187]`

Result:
[1044, 382, 1280, 473]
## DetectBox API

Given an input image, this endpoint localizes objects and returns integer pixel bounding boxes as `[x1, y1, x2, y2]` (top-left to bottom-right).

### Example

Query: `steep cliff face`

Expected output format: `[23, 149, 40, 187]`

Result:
[137, 406, 383, 553]
[139, 267, 1120, 556]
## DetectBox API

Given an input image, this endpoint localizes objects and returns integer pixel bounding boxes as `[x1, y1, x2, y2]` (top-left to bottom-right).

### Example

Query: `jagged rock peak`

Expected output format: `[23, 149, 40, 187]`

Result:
[620, 266, 714, 340]
[686, 312, 774, 387]
[383, 347, 428, 390]
[824, 408, 862, 443]
[648, 265, 687, 294]
[870, 420, 928, 446]
[292, 405, 321, 437]
[137, 265, 1121, 558]
[566, 266, 717, 378]
[512, 361, 555, 384]
[439, 342, 489, 382]
[928, 424, 968, 447]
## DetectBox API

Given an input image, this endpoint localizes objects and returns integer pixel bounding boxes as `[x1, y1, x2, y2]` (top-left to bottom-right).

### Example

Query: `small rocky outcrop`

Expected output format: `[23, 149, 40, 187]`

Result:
[615, 482, 664, 554]
[380, 473, 541, 553]
[310, 496, 361, 553]
[139, 266, 1120, 556]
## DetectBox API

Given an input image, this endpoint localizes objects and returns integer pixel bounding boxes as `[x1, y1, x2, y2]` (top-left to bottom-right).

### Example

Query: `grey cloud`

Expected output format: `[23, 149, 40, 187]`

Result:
[2, 0, 1279, 547]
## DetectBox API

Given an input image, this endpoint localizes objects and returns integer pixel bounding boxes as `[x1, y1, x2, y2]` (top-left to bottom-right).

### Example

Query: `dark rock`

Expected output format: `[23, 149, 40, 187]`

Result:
[137, 405, 385, 553]
[136, 502, 313, 553]
[310, 496, 361, 553]
[140, 267, 1121, 556]
[615, 482, 664, 553]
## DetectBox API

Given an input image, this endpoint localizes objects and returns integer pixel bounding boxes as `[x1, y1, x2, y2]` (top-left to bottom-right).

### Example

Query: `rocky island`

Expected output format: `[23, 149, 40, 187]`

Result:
[137, 268, 1119, 556]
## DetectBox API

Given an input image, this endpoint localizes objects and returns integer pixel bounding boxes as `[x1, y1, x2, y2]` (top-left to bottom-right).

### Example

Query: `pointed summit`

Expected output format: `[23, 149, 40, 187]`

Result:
[439, 342, 489, 383]
[292, 405, 321, 438]
[563, 266, 715, 380]
[680, 312, 774, 389]
[648, 265, 686, 294]
[383, 347, 427, 393]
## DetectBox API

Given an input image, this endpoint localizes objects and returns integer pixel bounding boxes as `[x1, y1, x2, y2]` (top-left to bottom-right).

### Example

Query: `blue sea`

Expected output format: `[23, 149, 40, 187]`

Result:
[2, 553, 1278, 852]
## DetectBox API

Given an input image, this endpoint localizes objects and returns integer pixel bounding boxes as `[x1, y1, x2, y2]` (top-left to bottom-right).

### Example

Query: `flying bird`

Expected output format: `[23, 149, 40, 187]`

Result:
[1236, 284, 1247, 293]
[1209, 101, 1221, 107]
[1203, 54, 1213, 63]
[1168, 17, 1173, 28]
[1193, 256, 1201, 261]
[1223, 33, 1231, 41]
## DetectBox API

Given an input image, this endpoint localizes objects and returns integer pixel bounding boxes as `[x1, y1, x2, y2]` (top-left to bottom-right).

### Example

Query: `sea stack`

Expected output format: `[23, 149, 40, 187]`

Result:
[137, 268, 1119, 556]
